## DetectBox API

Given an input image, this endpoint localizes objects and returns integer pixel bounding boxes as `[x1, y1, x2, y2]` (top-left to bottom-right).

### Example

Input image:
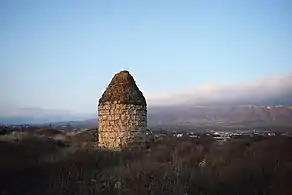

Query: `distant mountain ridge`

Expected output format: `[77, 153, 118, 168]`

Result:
[147, 105, 292, 127]
[0, 107, 95, 125]
[1, 73, 291, 126]
[1, 105, 292, 127]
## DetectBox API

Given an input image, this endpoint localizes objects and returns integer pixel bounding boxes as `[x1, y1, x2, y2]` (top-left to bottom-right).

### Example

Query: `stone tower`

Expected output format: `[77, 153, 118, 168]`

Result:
[97, 70, 147, 149]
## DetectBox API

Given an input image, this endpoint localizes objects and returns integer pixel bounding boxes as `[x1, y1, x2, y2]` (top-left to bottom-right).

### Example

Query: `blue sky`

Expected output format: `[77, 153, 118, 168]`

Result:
[1, 0, 292, 114]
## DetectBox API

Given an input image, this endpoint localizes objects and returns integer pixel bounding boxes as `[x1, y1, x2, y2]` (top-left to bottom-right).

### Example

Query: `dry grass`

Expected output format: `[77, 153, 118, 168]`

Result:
[98, 70, 146, 106]
[1, 134, 292, 195]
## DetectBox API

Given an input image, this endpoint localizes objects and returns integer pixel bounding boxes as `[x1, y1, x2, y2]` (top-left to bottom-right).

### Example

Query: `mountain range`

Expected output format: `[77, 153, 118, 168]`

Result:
[1, 73, 292, 127]
[1, 105, 292, 128]
[0, 107, 95, 125]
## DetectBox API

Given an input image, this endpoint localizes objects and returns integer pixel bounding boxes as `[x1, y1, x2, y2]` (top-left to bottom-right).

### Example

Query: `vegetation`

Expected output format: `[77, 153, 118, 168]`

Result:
[99, 70, 146, 106]
[1, 130, 292, 195]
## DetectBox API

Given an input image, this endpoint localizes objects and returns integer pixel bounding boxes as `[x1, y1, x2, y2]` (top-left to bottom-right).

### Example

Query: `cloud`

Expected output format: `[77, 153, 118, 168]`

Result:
[144, 72, 292, 106]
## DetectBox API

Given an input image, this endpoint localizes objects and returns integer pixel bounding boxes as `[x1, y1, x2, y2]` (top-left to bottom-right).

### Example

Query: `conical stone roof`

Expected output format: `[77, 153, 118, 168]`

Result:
[98, 70, 146, 106]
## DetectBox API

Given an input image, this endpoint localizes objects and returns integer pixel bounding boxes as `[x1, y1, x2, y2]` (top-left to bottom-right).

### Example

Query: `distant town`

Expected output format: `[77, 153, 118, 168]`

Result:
[2, 123, 292, 143]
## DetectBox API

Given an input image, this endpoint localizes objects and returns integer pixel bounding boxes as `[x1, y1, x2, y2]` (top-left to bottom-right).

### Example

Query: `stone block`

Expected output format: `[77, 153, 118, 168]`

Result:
[98, 102, 147, 149]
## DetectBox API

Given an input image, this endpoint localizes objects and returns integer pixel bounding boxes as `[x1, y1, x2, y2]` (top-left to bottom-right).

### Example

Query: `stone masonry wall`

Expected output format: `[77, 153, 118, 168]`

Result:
[98, 102, 147, 149]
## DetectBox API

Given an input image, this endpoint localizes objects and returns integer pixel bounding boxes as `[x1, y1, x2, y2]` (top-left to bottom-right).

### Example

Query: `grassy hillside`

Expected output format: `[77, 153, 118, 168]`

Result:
[1, 130, 292, 195]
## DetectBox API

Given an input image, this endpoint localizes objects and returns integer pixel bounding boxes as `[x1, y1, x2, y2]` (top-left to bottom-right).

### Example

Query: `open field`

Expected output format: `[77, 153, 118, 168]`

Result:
[1, 129, 292, 195]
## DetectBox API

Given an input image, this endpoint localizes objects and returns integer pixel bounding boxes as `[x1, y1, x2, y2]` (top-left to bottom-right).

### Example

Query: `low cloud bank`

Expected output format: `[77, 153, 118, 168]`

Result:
[145, 73, 292, 106]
